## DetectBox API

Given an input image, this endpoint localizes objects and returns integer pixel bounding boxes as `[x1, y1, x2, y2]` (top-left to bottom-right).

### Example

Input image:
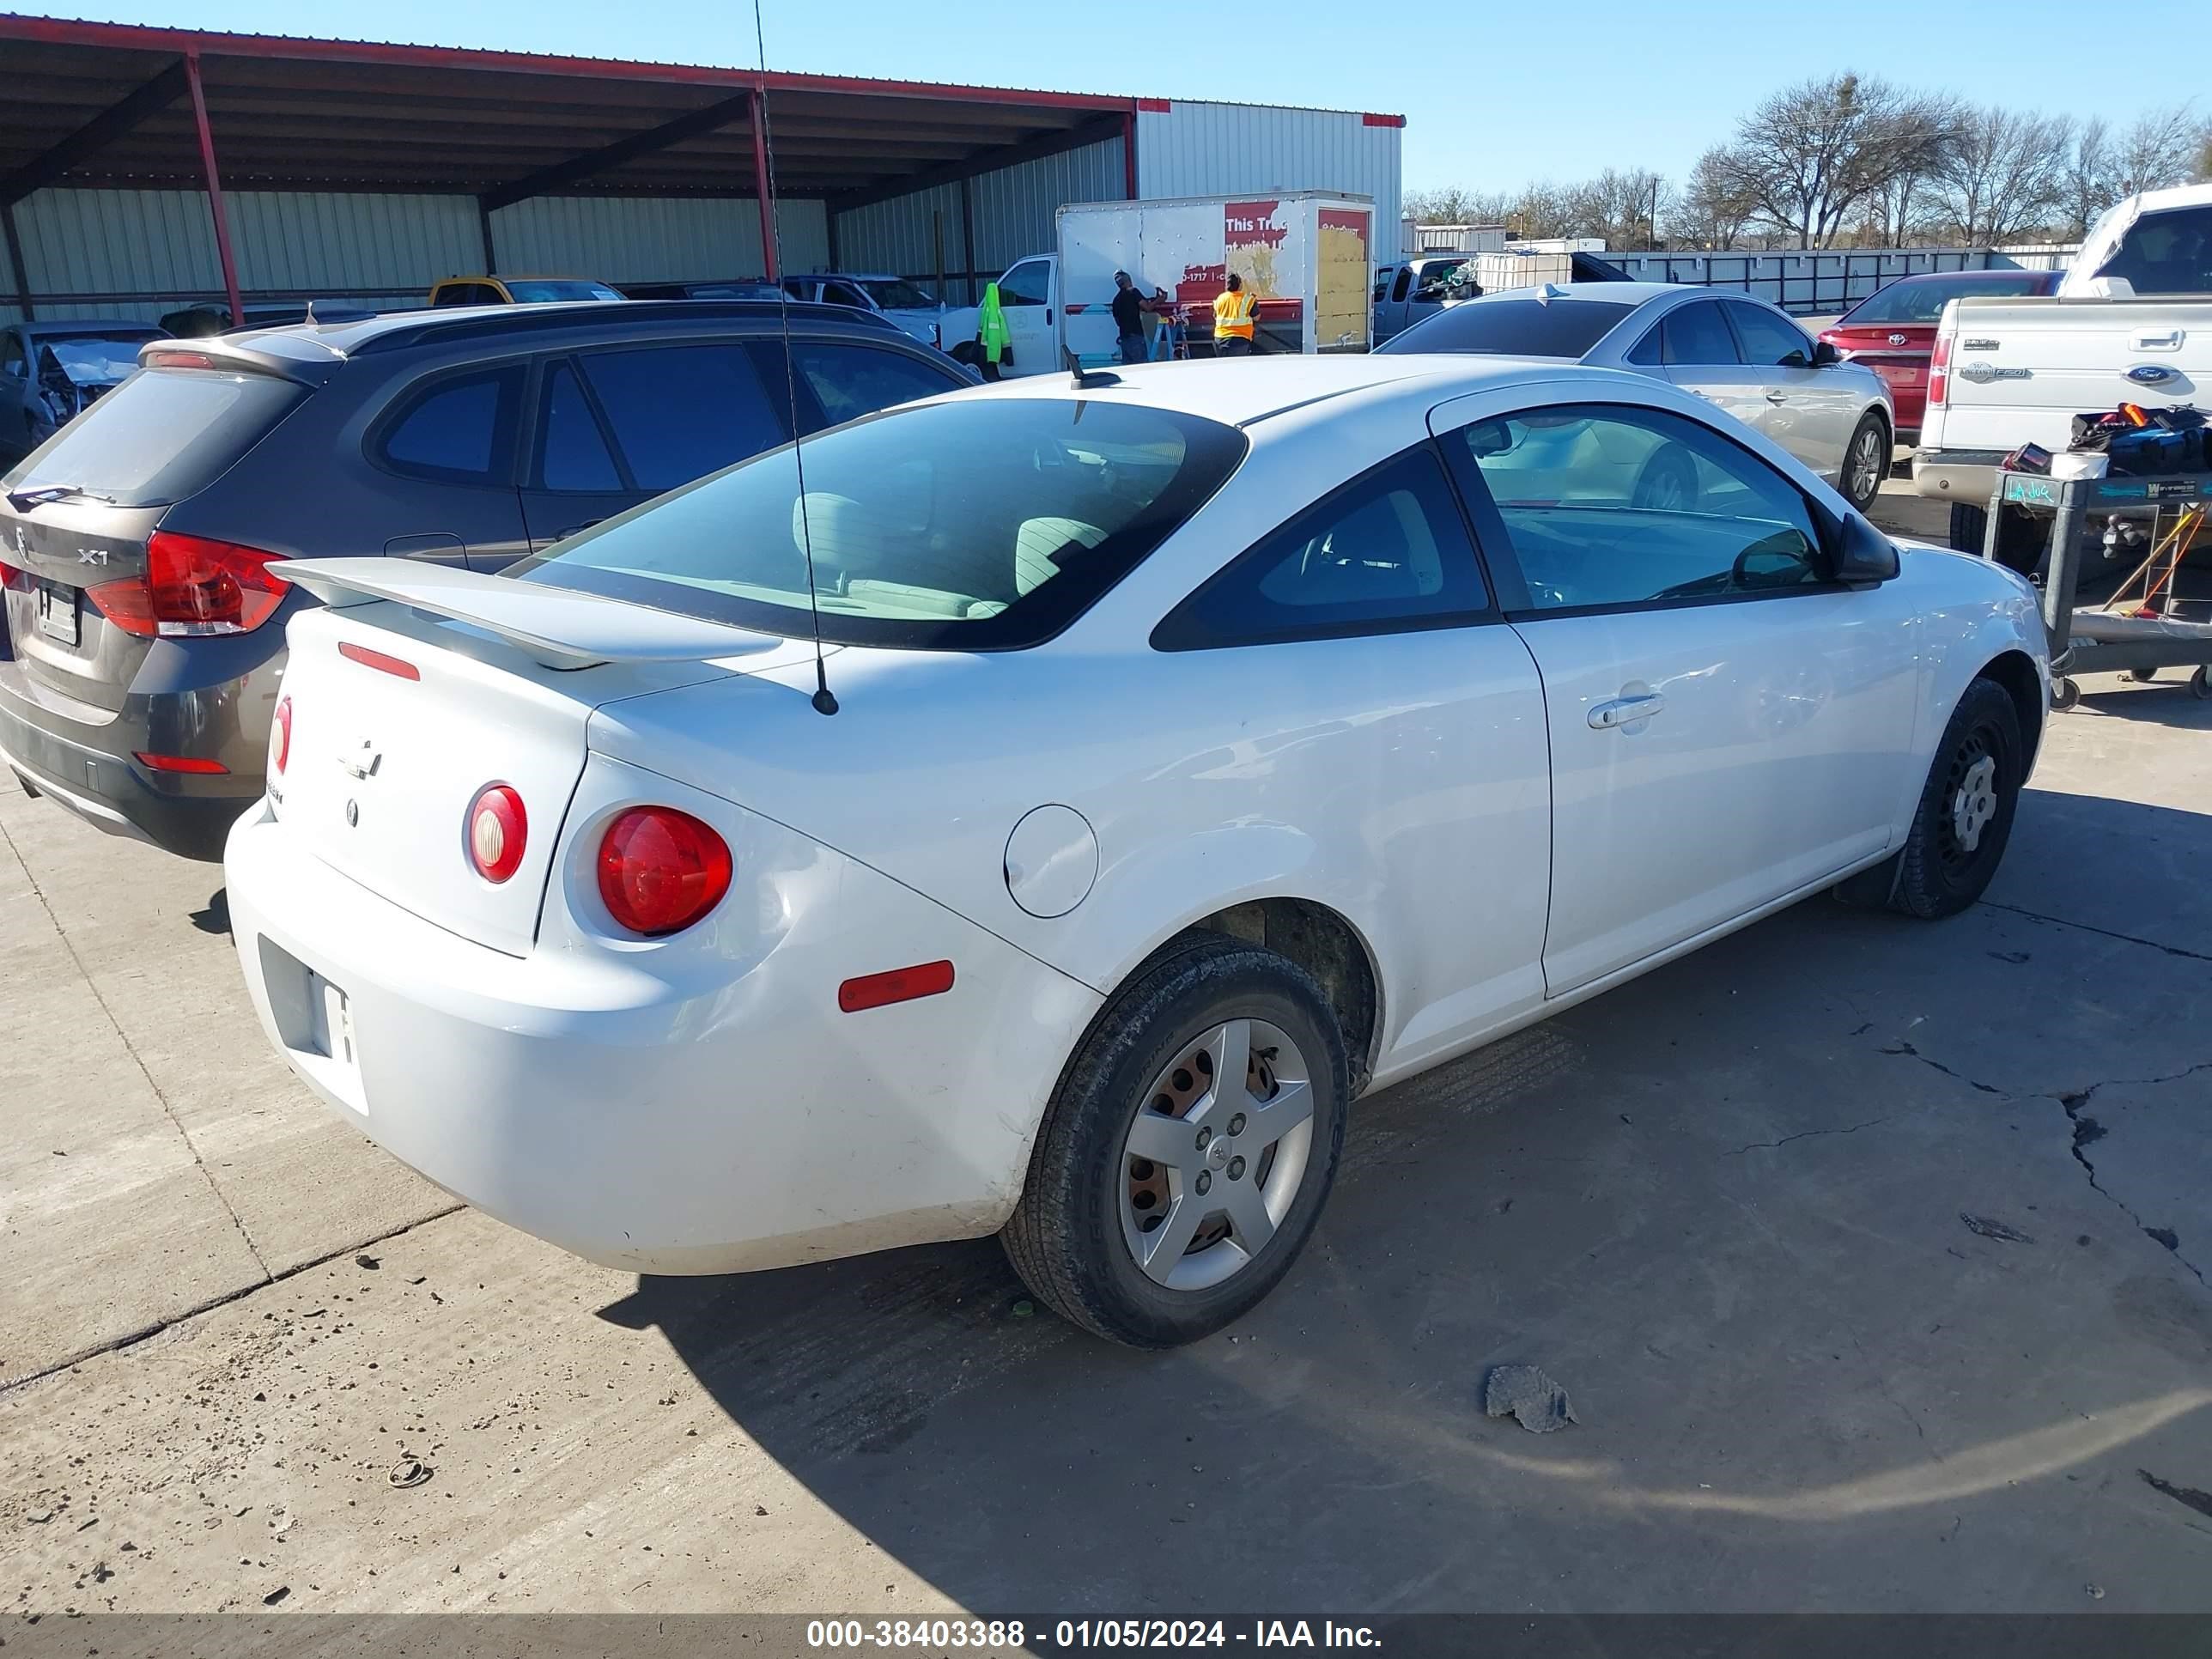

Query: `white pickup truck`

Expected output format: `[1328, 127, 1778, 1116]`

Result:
[1915, 182, 2211, 550]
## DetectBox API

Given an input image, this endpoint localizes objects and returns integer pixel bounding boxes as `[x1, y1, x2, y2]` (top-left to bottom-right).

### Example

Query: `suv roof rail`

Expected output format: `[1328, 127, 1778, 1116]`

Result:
[350, 298, 899, 356]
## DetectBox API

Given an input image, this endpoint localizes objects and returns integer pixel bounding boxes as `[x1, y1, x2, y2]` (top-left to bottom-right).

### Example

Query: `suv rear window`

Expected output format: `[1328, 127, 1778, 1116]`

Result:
[1378, 296, 1635, 357]
[1, 366, 305, 508]
[515, 398, 1247, 649]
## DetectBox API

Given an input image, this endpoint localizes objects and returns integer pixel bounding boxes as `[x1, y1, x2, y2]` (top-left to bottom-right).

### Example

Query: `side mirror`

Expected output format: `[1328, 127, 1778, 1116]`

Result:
[1812, 338, 1841, 368]
[1834, 511, 1899, 585]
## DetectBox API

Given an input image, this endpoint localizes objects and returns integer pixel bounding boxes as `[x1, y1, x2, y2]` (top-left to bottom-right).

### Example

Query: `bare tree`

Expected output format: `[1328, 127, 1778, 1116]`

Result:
[2054, 117, 2115, 238]
[2111, 104, 2203, 197]
[1670, 146, 1759, 249]
[1936, 106, 2069, 243]
[1723, 72, 1954, 248]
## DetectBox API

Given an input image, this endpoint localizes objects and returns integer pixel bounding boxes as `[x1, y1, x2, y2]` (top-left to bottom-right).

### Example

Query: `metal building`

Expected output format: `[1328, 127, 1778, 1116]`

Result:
[0, 15, 1403, 322]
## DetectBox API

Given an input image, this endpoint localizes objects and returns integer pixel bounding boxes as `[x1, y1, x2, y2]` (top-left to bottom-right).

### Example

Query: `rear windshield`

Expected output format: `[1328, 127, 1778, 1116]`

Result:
[1378, 296, 1635, 357]
[860, 279, 938, 310]
[2, 367, 305, 508]
[514, 397, 1248, 649]
[1844, 274, 2051, 324]
[2100, 204, 2212, 295]
[506, 280, 626, 303]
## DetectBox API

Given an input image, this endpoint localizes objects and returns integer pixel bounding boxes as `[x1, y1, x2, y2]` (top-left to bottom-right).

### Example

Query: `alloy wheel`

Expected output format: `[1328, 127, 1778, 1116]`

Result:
[1119, 1018, 1315, 1291]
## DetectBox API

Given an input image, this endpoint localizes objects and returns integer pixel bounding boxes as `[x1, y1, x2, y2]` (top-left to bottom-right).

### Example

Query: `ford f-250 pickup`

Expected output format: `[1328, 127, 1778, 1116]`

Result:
[1915, 182, 2209, 551]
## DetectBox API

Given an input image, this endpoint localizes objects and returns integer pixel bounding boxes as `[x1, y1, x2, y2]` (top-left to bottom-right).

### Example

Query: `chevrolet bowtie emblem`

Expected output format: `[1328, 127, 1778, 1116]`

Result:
[339, 739, 381, 780]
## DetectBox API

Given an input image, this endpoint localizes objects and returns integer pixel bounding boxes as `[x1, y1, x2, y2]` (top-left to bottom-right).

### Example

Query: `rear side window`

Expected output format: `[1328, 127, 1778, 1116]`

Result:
[578, 344, 786, 494]
[2101, 204, 2212, 295]
[1153, 447, 1488, 649]
[790, 341, 959, 429]
[375, 367, 524, 485]
[1661, 301, 1741, 366]
[3, 366, 305, 507]
[1377, 297, 1634, 356]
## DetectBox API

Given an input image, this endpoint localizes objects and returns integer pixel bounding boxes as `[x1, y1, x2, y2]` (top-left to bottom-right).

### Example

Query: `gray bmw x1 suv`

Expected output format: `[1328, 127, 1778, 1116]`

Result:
[0, 301, 975, 859]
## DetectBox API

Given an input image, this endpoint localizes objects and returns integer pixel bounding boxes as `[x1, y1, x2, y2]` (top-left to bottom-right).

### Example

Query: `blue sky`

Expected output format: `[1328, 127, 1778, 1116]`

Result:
[45, 0, 2199, 191]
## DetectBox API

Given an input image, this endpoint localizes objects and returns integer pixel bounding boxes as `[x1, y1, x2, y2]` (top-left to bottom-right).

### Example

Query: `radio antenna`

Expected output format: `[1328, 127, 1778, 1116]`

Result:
[751, 0, 837, 715]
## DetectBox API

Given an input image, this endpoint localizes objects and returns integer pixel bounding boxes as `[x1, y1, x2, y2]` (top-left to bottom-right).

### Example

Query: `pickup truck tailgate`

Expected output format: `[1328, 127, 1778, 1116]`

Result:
[1927, 297, 2206, 454]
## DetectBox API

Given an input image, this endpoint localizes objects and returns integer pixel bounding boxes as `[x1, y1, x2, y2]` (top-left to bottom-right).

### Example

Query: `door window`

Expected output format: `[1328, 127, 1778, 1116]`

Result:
[2, 333, 24, 379]
[1446, 403, 1825, 614]
[576, 343, 787, 494]
[997, 261, 1052, 307]
[1724, 300, 1814, 367]
[1660, 300, 1741, 367]
[820, 281, 868, 308]
[535, 360, 623, 491]
[1390, 267, 1414, 303]
[789, 341, 961, 429]
[1625, 325, 1662, 367]
[1154, 446, 1488, 649]
[375, 367, 524, 484]
[434, 283, 499, 307]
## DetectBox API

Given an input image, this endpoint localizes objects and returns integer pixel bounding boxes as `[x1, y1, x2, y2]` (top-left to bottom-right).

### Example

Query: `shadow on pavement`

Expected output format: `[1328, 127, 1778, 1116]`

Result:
[598, 793, 2212, 1612]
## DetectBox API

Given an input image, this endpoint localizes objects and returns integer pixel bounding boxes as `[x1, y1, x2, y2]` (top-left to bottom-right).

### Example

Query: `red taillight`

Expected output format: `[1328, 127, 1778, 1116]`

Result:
[270, 696, 292, 776]
[88, 530, 289, 639]
[596, 807, 732, 937]
[838, 960, 955, 1013]
[134, 751, 228, 775]
[142, 348, 222, 371]
[1928, 333, 1951, 408]
[465, 784, 527, 884]
[338, 641, 421, 680]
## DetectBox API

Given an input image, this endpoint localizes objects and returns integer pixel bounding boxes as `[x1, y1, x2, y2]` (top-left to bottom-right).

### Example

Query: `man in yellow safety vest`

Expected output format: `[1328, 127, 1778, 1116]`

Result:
[1212, 273, 1256, 357]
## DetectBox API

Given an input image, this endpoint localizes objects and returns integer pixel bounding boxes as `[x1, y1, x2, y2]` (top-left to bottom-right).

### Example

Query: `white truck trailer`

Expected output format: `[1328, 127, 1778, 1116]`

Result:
[941, 191, 1376, 376]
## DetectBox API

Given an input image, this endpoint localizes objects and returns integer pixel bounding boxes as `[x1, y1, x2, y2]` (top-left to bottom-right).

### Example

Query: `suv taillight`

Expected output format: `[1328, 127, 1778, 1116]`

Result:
[270, 696, 292, 776]
[597, 807, 732, 936]
[1928, 332, 1951, 409]
[88, 531, 290, 639]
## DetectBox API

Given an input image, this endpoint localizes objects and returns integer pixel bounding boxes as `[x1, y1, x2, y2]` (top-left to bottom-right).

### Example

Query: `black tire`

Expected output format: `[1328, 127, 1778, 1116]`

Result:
[949, 341, 1000, 382]
[1841, 411, 1891, 514]
[2051, 677, 2080, 712]
[1948, 501, 1987, 555]
[1002, 933, 1349, 1348]
[2129, 667, 2159, 684]
[1888, 677, 2024, 920]
[2191, 665, 2212, 702]
[1632, 445, 1698, 513]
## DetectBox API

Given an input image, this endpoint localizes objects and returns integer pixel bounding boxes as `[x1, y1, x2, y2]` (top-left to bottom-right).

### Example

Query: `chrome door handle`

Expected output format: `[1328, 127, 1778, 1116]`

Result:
[1589, 694, 1666, 730]
[1765, 390, 1788, 404]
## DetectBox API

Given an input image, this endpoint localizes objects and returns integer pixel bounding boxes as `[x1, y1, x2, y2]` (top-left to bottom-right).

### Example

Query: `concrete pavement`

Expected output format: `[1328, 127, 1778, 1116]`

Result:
[3, 529, 2209, 1613]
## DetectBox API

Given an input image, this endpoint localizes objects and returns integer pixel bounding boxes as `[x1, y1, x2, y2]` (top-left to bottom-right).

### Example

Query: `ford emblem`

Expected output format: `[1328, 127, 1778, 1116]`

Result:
[2125, 364, 2176, 386]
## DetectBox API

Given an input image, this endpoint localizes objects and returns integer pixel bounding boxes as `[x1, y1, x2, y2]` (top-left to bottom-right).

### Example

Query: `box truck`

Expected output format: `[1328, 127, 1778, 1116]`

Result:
[941, 191, 1375, 377]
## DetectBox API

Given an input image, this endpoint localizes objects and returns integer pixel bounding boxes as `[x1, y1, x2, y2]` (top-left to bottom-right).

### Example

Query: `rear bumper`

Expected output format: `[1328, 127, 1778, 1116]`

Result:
[1911, 447, 2008, 507]
[223, 787, 1102, 1275]
[0, 671, 262, 860]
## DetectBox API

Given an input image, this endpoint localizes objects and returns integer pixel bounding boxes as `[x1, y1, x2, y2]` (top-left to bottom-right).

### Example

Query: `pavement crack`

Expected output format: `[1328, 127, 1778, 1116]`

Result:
[1726, 1115, 1894, 1157]
[0, 1202, 464, 1398]
[2059, 1088, 2208, 1290]
[1879, 1040, 2007, 1096]
[2139, 1469, 2212, 1523]
[0, 813, 273, 1277]
[1984, 900, 2212, 965]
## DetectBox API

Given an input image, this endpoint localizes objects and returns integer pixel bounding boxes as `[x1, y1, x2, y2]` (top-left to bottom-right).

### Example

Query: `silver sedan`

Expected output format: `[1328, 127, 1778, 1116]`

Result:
[1379, 282, 1896, 513]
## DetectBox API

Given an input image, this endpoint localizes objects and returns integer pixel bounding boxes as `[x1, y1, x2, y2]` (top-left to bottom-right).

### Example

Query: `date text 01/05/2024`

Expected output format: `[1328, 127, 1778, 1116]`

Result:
[805, 1619, 1385, 1649]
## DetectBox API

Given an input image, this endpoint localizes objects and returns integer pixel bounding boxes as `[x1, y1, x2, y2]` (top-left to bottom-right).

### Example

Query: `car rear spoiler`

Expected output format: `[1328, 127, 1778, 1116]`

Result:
[270, 557, 783, 671]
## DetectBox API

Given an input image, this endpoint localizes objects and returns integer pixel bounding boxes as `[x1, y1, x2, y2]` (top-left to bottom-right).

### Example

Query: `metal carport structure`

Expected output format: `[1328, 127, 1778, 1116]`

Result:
[0, 13, 1135, 322]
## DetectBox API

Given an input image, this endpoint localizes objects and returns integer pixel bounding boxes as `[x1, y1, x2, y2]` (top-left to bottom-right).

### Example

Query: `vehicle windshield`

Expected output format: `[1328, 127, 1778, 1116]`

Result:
[38, 335, 155, 384]
[2098, 204, 2212, 295]
[1844, 274, 2051, 325]
[3, 366, 306, 507]
[505, 280, 626, 303]
[1378, 296, 1637, 357]
[514, 398, 1247, 649]
[860, 279, 939, 310]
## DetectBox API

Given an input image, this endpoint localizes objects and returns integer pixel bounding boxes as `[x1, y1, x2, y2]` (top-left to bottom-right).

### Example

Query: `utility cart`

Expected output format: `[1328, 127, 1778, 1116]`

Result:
[1979, 466, 2212, 710]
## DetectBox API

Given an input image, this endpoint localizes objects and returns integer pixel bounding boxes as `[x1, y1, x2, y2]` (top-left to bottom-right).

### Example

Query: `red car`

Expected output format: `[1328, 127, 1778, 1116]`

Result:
[1820, 269, 2062, 440]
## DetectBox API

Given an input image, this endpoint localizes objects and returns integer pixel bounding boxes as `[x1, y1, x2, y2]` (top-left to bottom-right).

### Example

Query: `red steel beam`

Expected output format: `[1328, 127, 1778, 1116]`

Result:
[1121, 107, 1136, 199]
[750, 86, 777, 283]
[183, 50, 243, 327]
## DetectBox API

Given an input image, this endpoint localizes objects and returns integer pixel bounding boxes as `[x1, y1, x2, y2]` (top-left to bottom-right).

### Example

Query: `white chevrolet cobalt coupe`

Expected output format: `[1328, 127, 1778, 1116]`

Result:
[228, 356, 2047, 1347]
